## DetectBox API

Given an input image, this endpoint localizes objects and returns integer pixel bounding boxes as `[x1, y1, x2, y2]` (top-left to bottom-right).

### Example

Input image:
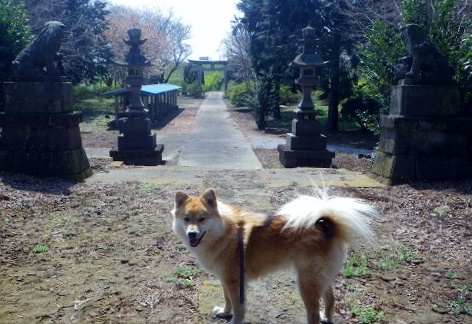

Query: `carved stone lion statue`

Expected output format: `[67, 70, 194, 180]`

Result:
[397, 24, 454, 85]
[12, 21, 66, 81]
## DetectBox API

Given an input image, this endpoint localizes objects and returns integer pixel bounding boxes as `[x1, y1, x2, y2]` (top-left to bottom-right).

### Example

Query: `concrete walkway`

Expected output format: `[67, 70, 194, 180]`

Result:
[177, 92, 262, 169]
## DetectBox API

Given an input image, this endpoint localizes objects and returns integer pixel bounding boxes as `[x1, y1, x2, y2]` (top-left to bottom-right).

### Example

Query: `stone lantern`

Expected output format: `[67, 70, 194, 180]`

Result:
[109, 28, 164, 165]
[278, 25, 335, 167]
[123, 28, 151, 118]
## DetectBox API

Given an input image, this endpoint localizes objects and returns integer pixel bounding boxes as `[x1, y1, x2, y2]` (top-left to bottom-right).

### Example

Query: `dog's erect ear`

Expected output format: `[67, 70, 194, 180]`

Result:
[175, 191, 188, 208]
[201, 189, 217, 208]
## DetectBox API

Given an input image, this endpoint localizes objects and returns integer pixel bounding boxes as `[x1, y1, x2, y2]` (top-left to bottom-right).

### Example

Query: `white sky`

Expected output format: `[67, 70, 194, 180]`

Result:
[108, 0, 240, 60]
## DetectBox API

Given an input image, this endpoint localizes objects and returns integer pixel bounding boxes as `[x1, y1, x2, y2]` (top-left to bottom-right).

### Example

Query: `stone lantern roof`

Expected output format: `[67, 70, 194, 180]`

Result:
[291, 25, 327, 67]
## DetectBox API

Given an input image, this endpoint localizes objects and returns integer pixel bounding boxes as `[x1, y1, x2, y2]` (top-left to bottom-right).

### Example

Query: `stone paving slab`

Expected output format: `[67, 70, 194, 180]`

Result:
[85, 166, 384, 188]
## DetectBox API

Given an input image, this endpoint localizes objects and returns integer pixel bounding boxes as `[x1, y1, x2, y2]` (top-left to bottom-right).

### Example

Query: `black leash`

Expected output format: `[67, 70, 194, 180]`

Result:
[237, 227, 245, 305]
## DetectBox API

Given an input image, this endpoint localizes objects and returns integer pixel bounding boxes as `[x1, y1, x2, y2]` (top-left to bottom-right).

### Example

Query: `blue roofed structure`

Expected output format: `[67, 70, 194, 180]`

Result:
[103, 84, 182, 124]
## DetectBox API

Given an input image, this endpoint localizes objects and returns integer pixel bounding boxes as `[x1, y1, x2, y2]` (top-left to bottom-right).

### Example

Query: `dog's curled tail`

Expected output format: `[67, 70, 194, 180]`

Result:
[277, 194, 378, 245]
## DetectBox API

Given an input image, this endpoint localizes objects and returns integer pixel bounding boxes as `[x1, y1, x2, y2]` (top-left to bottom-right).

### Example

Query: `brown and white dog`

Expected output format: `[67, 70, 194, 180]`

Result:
[172, 188, 377, 324]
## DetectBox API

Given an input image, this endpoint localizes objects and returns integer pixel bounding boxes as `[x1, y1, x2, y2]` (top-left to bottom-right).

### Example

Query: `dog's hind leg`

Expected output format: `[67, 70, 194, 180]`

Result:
[296, 270, 323, 324]
[320, 286, 335, 324]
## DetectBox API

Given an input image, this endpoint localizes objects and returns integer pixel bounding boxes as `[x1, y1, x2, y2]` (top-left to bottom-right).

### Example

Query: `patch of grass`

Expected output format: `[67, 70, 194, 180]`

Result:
[347, 300, 384, 323]
[344, 254, 371, 278]
[393, 245, 417, 263]
[166, 265, 201, 288]
[346, 283, 356, 292]
[433, 205, 451, 216]
[450, 295, 472, 315]
[271, 105, 293, 132]
[74, 98, 114, 128]
[453, 283, 471, 293]
[445, 269, 461, 279]
[32, 243, 49, 253]
[142, 184, 155, 195]
[272, 93, 362, 134]
[377, 256, 398, 271]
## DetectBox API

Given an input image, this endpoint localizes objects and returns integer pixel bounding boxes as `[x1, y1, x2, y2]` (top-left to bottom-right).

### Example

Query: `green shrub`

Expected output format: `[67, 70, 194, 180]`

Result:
[202, 71, 223, 92]
[73, 83, 115, 101]
[244, 79, 275, 130]
[227, 81, 251, 107]
[182, 82, 203, 98]
[279, 85, 298, 105]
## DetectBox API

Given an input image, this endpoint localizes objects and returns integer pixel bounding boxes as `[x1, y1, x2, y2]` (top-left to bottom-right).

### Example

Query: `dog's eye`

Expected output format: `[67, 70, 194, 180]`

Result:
[183, 217, 190, 222]
[198, 217, 205, 222]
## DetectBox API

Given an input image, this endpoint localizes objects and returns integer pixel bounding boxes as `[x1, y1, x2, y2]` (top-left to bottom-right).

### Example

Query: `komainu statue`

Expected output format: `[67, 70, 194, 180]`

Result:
[396, 24, 455, 85]
[12, 21, 66, 81]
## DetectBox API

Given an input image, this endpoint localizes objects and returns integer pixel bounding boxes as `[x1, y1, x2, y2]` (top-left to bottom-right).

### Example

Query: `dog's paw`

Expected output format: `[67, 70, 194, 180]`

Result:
[320, 311, 333, 324]
[212, 306, 232, 319]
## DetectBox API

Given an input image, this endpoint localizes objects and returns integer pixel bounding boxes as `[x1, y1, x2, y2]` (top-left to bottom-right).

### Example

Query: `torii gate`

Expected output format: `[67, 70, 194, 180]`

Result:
[188, 59, 229, 92]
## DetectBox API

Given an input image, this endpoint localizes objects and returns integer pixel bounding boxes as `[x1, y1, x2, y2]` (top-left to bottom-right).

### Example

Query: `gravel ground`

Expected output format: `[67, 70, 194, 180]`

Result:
[0, 94, 470, 323]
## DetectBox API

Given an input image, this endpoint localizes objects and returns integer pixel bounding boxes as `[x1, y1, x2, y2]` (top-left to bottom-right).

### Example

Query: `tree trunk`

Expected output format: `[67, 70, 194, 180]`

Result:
[272, 79, 281, 119]
[327, 71, 340, 131]
[327, 38, 341, 131]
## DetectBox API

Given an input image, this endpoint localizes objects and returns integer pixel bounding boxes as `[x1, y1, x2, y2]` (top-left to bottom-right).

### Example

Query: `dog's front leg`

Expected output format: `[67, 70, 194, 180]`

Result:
[213, 284, 232, 318]
[220, 279, 246, 324]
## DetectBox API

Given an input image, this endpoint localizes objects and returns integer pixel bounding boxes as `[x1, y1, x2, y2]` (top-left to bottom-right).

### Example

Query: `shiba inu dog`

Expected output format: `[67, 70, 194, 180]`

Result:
[172, 188, 377, 324]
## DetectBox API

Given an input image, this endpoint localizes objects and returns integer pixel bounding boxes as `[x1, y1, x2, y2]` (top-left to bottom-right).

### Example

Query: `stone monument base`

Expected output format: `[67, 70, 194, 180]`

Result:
[110, 144, 164, 166]
[371, 150, 471, 184]
[278, 144, 334, 168]
[109, 117, 165, 166]
[0, 81, 92, 181]
[371, 84, 472, 184]
[278, 110, 334, 168]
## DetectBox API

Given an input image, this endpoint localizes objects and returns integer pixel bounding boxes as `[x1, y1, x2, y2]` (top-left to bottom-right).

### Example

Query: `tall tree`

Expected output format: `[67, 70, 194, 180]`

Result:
[236, 0, 365, 130]
[0, 0, 32, 108]
[106, 5, 192, 85]
[357, 0, 471, 107]
[224, 21, 254, 91]
[16, 0, 112, 84]
[236, 0, 313, 129]
[317, 0, 359, 130]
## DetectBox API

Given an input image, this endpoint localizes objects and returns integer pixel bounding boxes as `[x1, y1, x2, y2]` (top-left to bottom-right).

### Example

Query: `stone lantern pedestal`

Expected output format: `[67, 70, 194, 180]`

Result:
[110, 118, 164, 165]
[278, 110, 334, 168]
[109, 28, 164, 165]
[278, 25, 334, 168]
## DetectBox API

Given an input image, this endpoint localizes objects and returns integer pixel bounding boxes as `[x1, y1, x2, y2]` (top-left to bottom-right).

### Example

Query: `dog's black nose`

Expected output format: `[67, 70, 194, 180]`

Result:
[188, 231, 198, 239]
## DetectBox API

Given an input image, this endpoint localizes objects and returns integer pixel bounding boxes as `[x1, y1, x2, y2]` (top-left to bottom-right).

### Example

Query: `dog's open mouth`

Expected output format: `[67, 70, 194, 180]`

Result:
[189, 231, 206, 247]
